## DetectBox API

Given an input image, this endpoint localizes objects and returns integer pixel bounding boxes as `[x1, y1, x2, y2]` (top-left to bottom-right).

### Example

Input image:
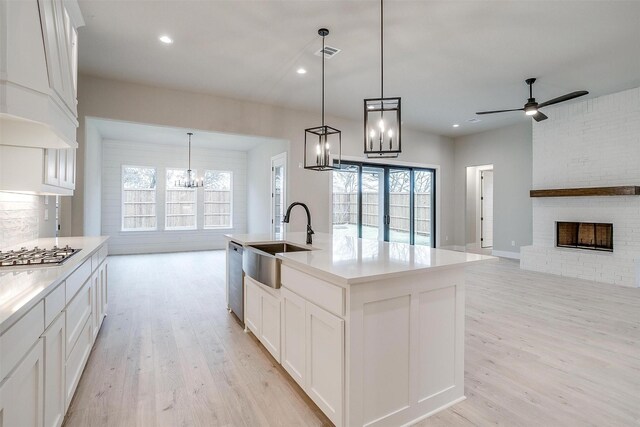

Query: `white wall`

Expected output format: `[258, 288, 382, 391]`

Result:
[83, 120, 102, 236]
[453, 122, 533, 256]
[0, 192, 41, 247]
[247, 140, 289, 234]
[102, 139, 247, 254]
[73, 75, 456, 246]
[521, 87, 640, 287]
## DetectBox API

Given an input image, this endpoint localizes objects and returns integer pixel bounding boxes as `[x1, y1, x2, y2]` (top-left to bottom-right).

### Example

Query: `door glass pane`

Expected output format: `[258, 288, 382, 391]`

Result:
[388, 169, 410, 243]
[332, 165, 359, 238]
[414, 170, 434, 246]
[361, 166, 384, 241]
[273, 164, 285, 236]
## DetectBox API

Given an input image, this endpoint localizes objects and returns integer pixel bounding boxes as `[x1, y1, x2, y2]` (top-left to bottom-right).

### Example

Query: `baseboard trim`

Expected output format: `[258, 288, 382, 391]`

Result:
[400, 395, 466, 427]
[492, 250, 521, 260]
[441, 245, 466, 252]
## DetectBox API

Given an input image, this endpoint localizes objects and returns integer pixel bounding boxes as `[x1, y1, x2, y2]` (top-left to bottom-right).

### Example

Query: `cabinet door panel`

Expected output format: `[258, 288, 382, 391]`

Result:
[91, 271, 100, 338]
[260, 290, 281, 362]
[38, 0, 75, 115]
[306, 302, 344, 426]
[281, 288, 306, 387]
[45, 149, 60, 186]
[99, 261, 108, 318]
[43, 314, 65, 427]
[0, 339, 44, 427]
[65, 317, 91, 410]
[65, 279, 91, 356]
[244, 279, 261, 336]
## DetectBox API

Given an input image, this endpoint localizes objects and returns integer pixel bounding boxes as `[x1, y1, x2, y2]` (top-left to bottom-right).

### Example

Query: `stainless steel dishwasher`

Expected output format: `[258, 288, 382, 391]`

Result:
[228, 241, 244, 322]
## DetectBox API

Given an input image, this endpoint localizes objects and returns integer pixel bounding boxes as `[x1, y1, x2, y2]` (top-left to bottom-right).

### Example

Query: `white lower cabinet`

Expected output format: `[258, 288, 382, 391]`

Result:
[91, 271, 101, 338]
[244, 277, 281, 362]
[281, 287, 306, 387]
[99, 261, 108, 318]
[0, 339, 44, 427]
[244, 278, 262, 336]
[305, 301, 344, 426]
[281, 287, 344, 427]
[259, 288, 281, 363]
[0, 242, 108, 427]
[65, 317, 92, 410]
[43, 313, 66, 427]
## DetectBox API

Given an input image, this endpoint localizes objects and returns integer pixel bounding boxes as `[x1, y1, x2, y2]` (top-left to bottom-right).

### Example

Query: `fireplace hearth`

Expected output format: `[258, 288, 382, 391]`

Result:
[556, 222, 613, 252]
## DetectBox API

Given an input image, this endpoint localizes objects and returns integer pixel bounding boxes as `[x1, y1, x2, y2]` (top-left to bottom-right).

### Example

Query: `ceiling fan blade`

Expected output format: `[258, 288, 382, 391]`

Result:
[476, 108, 524, 115]
[538, 91, 588, 108]
[533, 111, 548, 122]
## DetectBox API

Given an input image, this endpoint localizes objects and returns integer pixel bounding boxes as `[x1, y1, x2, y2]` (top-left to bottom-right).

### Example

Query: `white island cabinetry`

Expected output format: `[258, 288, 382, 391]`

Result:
[0, 237, 109, 427]
[226, 232, 492, 427]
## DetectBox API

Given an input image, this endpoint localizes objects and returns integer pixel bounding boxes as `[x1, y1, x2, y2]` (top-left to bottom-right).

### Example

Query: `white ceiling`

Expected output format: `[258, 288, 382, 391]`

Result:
[77, 0, 640, 137]
[89, 117, 283, 150]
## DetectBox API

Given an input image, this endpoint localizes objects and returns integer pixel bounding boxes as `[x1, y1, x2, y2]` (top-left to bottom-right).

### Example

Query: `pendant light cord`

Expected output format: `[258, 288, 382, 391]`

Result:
[322, 33, 325, 127]
[380, 0, 384, 99]
[187, 132, 193, 171]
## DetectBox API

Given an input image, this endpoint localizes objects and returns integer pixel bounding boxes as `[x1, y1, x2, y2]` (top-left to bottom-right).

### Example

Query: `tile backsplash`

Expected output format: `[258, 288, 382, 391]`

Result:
[0, 192, 40, 248]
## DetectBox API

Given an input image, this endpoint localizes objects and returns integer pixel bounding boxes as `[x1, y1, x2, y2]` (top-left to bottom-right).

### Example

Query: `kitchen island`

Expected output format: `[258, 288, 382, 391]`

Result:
[225, 232, 493, 427]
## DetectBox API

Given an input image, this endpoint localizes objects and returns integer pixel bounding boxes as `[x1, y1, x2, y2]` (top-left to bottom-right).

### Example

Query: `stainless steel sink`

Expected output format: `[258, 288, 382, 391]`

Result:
[243, 242, 311, 289]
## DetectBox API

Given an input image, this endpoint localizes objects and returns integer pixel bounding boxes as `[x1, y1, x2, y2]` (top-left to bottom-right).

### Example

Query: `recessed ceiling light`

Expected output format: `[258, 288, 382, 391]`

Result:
[297, 68, 307, 75]
[159, 35, 173, 44]
[452, 124, 460, 128]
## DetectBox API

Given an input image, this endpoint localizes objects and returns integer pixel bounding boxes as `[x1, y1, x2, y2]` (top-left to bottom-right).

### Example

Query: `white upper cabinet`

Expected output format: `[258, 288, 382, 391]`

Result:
[0, 0, 83, 149]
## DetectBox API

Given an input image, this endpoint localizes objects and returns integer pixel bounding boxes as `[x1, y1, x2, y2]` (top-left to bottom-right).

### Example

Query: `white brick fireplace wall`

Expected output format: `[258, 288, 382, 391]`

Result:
[521, 87, 640, 287]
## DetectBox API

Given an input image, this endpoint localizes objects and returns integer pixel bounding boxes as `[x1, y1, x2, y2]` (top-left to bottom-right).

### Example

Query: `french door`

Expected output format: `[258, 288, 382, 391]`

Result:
[332, 161, 435, 247]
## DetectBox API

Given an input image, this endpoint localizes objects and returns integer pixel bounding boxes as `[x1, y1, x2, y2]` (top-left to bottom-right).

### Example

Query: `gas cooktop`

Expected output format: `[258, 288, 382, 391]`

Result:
[0, 245, 80, 268]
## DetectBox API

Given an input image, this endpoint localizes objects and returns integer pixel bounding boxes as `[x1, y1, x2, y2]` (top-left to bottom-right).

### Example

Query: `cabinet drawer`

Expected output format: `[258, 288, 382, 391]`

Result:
[0, 300, 44, 381]
[65, 317, 91, 410]
[281, 265, 345, 317]
[65, 281, 91, 358]
[45, 282, 65, 328]
[98, 245, 108, 265]
[65, 258, 91, 304]
[91, 251, 99, 272]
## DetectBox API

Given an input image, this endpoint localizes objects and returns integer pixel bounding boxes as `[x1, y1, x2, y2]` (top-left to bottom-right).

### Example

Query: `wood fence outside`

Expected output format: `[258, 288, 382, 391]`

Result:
[333, 192, 432, 235]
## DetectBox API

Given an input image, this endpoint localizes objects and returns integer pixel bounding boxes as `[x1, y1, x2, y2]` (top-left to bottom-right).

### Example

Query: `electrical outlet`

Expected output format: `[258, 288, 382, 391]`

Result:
[446, 236, 449, 241]
[511, 240, 515, 246]
[44, 210, 49, 221]
[298, 162, 303, 168]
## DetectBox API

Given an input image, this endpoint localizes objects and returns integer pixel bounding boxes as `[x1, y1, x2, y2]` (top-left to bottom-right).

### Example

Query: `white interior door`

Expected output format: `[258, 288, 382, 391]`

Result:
[271, 153, 287, 237]
[481, 170, 493, 248]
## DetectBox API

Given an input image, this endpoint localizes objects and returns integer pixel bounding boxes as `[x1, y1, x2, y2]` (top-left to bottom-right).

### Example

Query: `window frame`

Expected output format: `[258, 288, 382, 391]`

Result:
[331, 160, 436, 247]
[203, 170, 233, 230]
[121, 165, 158, 232]
[165, 167, 198, 231]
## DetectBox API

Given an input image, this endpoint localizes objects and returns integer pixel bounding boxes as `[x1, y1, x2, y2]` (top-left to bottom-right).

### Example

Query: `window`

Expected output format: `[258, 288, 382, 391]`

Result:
[204, 170, 232, 228]
[165, 169, 197, 230]
[122, 166, 157, 231]
[332, 162, 435, 246]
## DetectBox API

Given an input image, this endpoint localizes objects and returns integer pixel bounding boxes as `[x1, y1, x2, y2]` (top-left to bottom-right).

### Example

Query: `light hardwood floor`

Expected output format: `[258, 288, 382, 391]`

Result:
[63, 251, 640, 427]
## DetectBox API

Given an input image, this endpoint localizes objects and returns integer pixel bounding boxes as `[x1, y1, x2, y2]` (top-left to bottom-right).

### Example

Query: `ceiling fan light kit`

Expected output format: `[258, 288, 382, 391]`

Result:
[476, 77, 588, 122]
[363, 0, 402, 158]
[304, 28, 342, 171]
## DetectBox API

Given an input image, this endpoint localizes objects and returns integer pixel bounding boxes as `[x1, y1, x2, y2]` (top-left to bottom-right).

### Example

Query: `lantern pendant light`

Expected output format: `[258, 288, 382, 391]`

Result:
[364, 0, 401, 158]
[176, 132, 203, 188]
[304, 28, 342, 171]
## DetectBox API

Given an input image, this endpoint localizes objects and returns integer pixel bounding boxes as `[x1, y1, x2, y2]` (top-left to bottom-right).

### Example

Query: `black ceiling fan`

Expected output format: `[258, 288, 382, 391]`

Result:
[476, 78, 588, 122]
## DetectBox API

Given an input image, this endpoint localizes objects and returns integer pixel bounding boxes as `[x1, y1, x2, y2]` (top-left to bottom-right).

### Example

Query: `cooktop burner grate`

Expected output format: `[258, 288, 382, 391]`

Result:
[0, 245, 80, 267]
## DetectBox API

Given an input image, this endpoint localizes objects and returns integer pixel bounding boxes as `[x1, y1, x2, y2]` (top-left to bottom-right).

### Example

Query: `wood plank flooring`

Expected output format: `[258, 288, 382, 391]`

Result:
[63, 251, 640, 427]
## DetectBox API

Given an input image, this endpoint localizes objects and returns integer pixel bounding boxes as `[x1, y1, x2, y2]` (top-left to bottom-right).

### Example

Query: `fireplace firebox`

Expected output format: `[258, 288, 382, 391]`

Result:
[556, 222, 613, 252]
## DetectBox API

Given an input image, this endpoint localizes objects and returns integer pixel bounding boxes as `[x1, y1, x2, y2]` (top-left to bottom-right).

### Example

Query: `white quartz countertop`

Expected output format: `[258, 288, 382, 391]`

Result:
[226, 232, 495, 285]
[0, 236, 109, 333]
